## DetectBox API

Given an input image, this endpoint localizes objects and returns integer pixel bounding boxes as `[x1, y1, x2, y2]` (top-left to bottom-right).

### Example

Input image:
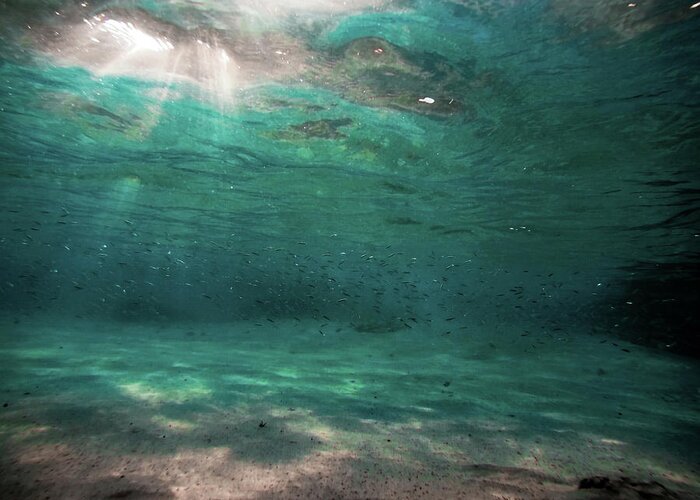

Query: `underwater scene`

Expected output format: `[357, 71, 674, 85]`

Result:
[0, 0, 699, 498]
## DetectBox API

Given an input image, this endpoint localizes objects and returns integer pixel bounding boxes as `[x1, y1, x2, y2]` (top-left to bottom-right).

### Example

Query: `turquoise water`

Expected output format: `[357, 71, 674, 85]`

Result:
[0, 1, 699, 498]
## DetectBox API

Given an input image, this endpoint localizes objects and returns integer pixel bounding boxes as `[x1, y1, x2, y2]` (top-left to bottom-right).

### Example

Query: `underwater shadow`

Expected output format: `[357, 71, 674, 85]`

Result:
[0, 396, 321, 465]
[0, 458, 174, 500]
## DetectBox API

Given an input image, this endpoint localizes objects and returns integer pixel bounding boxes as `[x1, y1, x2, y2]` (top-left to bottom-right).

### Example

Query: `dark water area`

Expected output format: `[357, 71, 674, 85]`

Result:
[0, 1, 699, 498]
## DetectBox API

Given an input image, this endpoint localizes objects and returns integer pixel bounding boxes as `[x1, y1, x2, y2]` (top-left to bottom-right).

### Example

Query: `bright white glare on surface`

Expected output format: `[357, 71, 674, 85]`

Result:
[50, 12, 243, 110]
[83, 16, 175, 52]
[95, 18, 174, 52]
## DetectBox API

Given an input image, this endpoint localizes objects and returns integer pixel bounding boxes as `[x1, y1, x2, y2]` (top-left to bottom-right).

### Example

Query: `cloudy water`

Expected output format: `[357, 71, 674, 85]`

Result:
[0, 1, 698, 498]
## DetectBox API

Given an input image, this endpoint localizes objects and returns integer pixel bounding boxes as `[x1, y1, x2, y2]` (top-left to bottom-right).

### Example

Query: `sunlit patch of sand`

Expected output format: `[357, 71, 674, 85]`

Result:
[151, 415, 196, 432]
[273, 368, 300, 379]
[399, 418, 425, 430]
[118, 379, 212, 404]
[16, 443, 74, 465]
[0, 423, 54, 444]
[16, 425, 52, 438]
[284, 417, 338, 443]
[221, 374, 270, 387]
[600, 438, 626, 446]
[661, 471, 698, 486]
[331, 378, 365, 395]
[409, 405, 436, 413]
[267, 406, 315, 419]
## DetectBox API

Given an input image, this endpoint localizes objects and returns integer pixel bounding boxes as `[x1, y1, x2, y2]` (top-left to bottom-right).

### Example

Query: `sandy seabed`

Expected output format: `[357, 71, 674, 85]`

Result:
[0, 316, 698, 499]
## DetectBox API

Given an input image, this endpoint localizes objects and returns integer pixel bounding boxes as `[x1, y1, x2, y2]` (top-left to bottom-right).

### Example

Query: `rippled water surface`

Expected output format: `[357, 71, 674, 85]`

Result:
[0, 1, 699, 498]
